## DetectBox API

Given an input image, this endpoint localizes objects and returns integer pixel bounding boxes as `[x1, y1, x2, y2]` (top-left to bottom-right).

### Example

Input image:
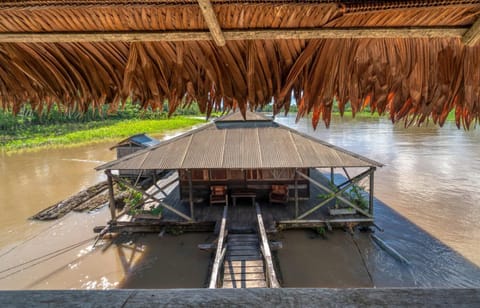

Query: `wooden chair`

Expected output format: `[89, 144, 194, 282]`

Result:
[269, 184, 289, 204]
[210, 185, 228, 206]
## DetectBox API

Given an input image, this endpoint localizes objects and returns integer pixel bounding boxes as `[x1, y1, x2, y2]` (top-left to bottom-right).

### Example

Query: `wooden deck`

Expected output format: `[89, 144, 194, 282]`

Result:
[101, 168, 373, 234]
[136, 169, 371, 229]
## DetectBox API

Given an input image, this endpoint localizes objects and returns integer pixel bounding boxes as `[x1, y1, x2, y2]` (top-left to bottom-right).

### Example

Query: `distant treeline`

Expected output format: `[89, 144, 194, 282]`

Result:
[0, 100, 202, 133]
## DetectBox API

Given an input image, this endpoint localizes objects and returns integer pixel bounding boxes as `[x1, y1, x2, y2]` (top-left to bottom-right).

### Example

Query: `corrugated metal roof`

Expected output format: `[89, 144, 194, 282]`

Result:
[96, 117, 382, 171]
[110, 133, 160, 149]
[218, 111, 272, 122]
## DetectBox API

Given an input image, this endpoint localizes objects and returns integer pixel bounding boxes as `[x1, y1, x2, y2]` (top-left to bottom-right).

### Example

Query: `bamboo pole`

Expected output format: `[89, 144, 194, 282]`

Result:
[0, 27, 467, 43]
[106, 171, 116, 221]
[197, 0, 225, 46]
[462, 17, 480, 46]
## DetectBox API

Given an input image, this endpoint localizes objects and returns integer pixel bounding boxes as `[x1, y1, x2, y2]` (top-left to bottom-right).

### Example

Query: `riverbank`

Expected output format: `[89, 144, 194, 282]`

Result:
[0, 117, 205, 153]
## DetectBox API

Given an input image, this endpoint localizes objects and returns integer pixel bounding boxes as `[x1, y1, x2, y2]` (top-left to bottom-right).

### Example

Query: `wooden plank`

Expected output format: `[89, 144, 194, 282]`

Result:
[463, 17, 480, 46]
[209, 205, 228, 288]
[197, 0, 225, 46]
[227, 250, 261, 257]
[223, 280, 267, 288]
[1, 289, 480, 306]
[255, 204, 280, 288]
[224, 266, 265, 275]
[228, 245, 259, 251]
[225, 260, 263, 267]
[223, 273, 266, 282]
[0, 27, 467, 43]
[226, 256, 262, 261]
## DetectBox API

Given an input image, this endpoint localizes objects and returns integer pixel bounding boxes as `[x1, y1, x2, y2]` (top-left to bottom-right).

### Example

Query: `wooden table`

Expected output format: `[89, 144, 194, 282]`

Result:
[231, 191, 256, 207]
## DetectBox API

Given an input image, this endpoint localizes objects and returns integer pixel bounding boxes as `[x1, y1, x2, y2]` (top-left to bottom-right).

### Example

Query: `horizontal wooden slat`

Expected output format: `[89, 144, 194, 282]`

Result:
[224, 266, 265, 275]
[0, 27, 467, 43]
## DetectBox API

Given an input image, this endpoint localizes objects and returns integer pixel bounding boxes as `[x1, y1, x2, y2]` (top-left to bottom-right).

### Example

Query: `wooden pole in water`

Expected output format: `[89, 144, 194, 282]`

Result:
[106, 170, 116, 222]
[369, 167, 375, 216]
[294, 168, 299, 218]
[188, 169, 195, 221]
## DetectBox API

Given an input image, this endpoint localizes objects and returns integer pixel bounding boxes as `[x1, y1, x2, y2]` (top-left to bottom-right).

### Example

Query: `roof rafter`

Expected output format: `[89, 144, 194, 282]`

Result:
[197, 0, 225, 46]
[0, 27, 467, 43]
[462, 17, 480, 46]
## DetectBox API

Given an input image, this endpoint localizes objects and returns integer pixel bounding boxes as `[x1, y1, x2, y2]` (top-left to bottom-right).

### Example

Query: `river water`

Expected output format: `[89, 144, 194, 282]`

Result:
[0, 116, 479, 289]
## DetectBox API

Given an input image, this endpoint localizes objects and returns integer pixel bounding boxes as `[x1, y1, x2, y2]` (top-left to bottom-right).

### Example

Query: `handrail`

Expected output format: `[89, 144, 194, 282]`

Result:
[255, 203, 280, 288]
[209, 205, 228, 288]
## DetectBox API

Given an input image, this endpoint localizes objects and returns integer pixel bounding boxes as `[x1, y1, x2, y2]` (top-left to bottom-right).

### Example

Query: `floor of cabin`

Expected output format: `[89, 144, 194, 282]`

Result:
[133, 169, 370, 230]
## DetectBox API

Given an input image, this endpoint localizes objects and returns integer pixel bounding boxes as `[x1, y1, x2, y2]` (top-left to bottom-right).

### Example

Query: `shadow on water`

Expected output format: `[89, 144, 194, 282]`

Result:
[277, 182, 480, 288]
[114, 232, 213, 289]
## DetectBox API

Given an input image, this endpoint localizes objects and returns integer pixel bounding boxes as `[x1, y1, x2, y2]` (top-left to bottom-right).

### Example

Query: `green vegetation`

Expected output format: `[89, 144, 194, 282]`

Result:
[0, 101, 206, 152]
[347, 185, 368, 211]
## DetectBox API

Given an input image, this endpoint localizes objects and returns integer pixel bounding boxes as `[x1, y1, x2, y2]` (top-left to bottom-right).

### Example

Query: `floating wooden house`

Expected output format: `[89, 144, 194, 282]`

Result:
[96, 111, 383, 231]
[110, 133, 160, 178]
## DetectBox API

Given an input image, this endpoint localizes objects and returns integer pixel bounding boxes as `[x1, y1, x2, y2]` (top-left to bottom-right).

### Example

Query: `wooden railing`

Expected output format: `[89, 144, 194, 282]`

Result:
[255, 204, 280, 288]
[208, 205, 228, 288]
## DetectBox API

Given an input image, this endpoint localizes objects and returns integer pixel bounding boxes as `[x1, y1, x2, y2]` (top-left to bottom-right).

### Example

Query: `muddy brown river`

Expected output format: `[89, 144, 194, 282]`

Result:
[0, 116, 479, 289]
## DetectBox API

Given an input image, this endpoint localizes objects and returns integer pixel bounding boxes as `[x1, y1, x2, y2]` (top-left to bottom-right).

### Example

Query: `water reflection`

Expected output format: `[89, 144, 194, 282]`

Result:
[276, 115, 480, 268]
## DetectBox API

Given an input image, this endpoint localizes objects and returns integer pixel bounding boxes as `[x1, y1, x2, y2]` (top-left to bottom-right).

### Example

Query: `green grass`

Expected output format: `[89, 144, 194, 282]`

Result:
[0, 117, 205, 152]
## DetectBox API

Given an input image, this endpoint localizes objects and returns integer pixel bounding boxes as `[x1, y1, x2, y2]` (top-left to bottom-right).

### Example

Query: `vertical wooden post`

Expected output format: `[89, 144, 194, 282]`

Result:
[106, 170, 116, 222]
[294, 169, 299, 218]
[188, 169, 195, 221]
[369, 167, 375, 216]
[330, 167, 334, 184]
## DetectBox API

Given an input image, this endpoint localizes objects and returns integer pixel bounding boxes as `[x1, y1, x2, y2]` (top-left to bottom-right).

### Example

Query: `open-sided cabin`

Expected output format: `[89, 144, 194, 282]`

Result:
[97, 111, 383, 229]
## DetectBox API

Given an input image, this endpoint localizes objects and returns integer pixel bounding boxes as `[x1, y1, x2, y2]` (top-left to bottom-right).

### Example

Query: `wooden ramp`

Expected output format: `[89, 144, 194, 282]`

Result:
[222, 234, 267, 288]
[209, 205, 280, 289]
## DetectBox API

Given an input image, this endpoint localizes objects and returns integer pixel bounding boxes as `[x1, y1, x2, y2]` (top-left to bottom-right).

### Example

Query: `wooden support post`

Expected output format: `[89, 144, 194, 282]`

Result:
[197, 0, 226, 46]
[294, 168, 299, 218]
[342, 167, 352, 181]
[369, 167, 375, 216]
[188, 169, 195, 221]
[330, 167, 334, 184]
[463, 17, 480, 46]
[106, 170, 116, 221]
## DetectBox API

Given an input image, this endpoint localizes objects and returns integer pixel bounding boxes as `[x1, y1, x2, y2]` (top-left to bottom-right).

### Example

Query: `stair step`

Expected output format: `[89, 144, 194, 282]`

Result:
[225, 260, 263, 267]
[223, 272, 266, 282]
[228, 245, 259, 251]
[226, 255, 263, 261]
[227, 250, 261, 257]
[223, 265, 265, 275]
[223, 280, 267, 288]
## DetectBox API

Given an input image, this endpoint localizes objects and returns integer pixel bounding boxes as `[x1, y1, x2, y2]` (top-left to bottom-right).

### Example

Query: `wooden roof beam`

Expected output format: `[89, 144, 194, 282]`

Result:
[197, 0, 225, 46]
[0, 27, 467, 43]
[462, 17, 480, 46]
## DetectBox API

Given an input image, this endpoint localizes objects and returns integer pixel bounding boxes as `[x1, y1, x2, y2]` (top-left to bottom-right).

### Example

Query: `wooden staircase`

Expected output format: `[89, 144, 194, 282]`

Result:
[222, 233, 267, 288]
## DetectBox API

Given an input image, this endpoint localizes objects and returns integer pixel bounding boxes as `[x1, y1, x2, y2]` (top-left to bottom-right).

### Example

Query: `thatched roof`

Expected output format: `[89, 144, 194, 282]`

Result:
[96, 111, 382, 171]
[0, 1, 479, 128]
